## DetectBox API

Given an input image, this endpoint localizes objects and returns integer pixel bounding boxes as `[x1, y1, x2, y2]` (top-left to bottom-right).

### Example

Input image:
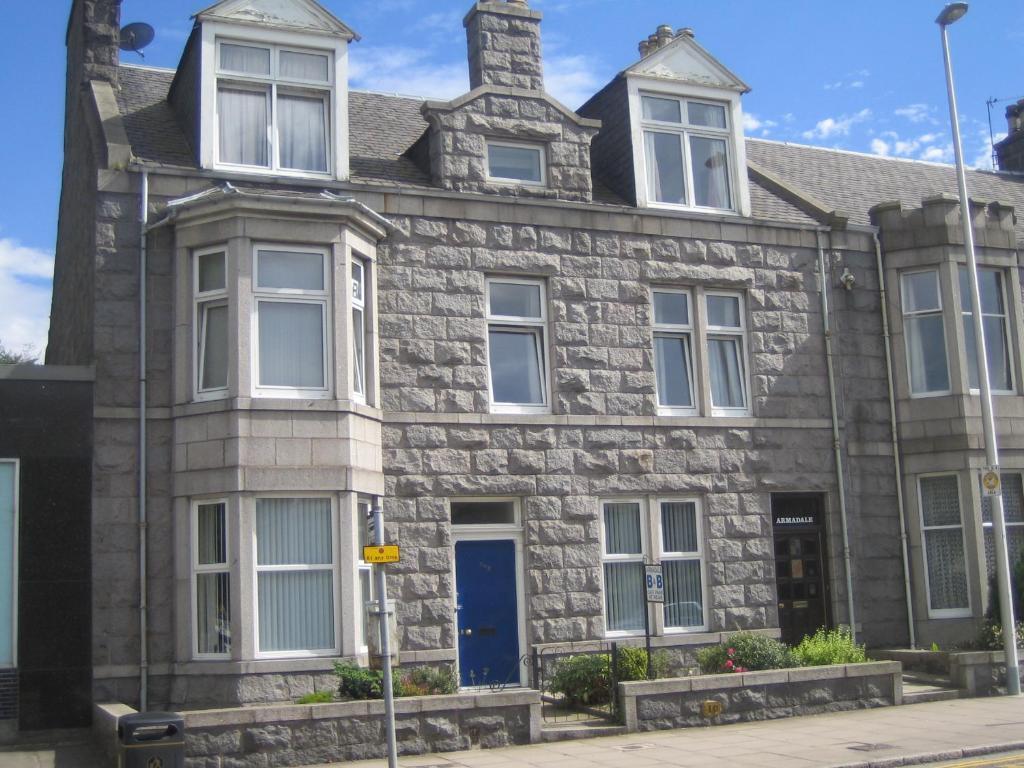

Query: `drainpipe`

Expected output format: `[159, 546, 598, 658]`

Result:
[138, 169, 149, 711]
[873, 231, 917, 649]
[817, 230, 858, 639]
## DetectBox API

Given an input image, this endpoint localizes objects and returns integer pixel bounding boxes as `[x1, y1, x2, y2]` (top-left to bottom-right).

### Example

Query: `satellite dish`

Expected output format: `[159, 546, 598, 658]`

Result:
[119, 22, 155, 58]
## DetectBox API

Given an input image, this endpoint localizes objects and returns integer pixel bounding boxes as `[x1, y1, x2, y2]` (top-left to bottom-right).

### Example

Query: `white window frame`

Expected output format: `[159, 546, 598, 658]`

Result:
[652, 287, 698, 416]
[485, 140, 547, 187]
[199, 22, 350, 180]
[356, 495, 374, 653]
[958, 265, 1015, 395]
[637, 91, 736, 213]
[485, 277, 550, 415]
[901, 269, 952, 398]
[656, 497, 708, 633]
[981, 472, 1024, 578]
[251, 244, 332, 399]
[253, 495, 341, 659]
[192, 498, 231, 660]
[704, 290, 750, 416]
[213, 38, 334, 177]
[194, 247, 229, 401]
[918, 473, 972, 619]
[351, 255, 367, 403]
[600, 499, 649, 638]
[0, 460, 18, 668]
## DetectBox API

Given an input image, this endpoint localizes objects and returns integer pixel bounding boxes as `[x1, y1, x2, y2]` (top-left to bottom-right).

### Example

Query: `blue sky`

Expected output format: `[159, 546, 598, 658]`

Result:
[0, 0, 1021, 357]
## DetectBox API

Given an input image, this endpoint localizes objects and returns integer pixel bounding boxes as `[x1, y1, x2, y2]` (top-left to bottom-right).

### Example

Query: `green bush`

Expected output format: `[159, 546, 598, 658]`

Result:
[697, 633, 795, 673]
[792, 627, 866, 666]
[977, 621, 1024, 651]
[297, 690, 334, 704]
[334, 663, 401, 700]
[550, 654, 611, 705]
[398, 666, 458, 697]
[615, 646, 671, 681]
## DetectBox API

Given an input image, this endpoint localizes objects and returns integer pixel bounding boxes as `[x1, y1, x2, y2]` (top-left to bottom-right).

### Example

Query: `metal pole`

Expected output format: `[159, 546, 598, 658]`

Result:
[940, 16, 1020, 695]
[373, 499, 399, 765]
[138, 169, 149, 712]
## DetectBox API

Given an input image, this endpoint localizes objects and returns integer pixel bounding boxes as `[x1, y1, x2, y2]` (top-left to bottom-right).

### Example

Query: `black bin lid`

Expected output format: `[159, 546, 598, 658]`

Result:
[118, 711, 185, 745]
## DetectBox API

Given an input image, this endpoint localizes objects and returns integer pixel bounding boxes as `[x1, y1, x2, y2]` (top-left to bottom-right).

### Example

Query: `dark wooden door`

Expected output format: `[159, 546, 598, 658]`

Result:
[771, 495, 829, 646]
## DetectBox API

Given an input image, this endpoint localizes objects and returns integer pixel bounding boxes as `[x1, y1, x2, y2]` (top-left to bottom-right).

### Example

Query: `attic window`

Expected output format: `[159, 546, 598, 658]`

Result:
[640, 93, 733, 211]
[216, 40, 333, 175]
[486, 141, 546, 186]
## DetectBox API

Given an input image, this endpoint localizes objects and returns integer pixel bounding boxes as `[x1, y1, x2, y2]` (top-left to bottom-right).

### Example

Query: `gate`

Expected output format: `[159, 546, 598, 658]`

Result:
[532, 642, 620, 724]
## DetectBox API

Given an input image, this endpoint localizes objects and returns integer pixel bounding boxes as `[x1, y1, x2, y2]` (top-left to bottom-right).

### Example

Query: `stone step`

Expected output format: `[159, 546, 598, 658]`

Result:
[540, 722, 628, 742]
[903, 670, 953, 687]
[901, 682, 963, 705]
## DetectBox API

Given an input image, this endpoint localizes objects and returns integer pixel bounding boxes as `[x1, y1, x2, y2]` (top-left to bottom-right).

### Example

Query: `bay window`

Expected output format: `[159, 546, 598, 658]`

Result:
[641, 93, 733, 211]
[919, 475, 970, 618]
[352, 257, 367, 401]
[216, 40, 333, 174]
[901, 270, 950, 396]
[958, 266, 1012, 392]
[486, 277, 549, 413]
[193, 500, 230, 657]
[195, 249, 229, 397]
[255, 497, 338, 656]
[982, 473, 1024, 578]
[254, 246, 330, 396]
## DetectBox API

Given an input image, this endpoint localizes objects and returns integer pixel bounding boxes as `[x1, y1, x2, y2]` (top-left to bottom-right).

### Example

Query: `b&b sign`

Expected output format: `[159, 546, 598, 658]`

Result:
[645, 565, 665, 603]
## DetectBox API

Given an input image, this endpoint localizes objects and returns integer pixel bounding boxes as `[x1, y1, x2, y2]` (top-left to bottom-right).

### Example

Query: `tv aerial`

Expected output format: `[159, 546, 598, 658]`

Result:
[119, 22, 155, 59]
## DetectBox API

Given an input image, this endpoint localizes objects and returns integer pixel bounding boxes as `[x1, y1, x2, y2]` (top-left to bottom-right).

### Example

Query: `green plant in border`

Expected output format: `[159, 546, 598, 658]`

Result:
[297, 690, 335, 704]
[334, 662, 402, 700]
[697, 632, 795, 673]
[977, 620, 1024, 651]
[550, 654, 611, 705]
[397, 666, 458, 697]
[792, 627, 866, 667]
[615, 646, 672, 681]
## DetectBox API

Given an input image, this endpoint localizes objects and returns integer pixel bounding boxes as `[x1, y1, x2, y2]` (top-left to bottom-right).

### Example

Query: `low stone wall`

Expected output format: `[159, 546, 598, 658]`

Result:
[99, 689, 540, 767]
[873, 648, 1024, 697]
[619, 661, 902, 731]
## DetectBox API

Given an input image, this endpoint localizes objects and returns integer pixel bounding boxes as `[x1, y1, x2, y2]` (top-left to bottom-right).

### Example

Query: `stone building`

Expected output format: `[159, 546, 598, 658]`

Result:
[27, 0, 1024, 724]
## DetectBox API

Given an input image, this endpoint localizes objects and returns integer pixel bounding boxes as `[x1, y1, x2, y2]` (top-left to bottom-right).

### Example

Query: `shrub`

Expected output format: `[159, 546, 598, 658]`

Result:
[398, 666, 458, 697]
[697, 633, 795, 673]
[792, 627, 866, 667]
[334, 663, 401, 700]
[297, 690, 334, 704]
[615, 646, 672, 681]
[977, 620, 1024, 651]
[550, 654, 611, 705]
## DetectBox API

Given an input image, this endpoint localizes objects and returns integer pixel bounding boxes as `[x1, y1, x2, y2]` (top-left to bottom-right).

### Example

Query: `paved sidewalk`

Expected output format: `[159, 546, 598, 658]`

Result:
[339, 697, 1024, 768]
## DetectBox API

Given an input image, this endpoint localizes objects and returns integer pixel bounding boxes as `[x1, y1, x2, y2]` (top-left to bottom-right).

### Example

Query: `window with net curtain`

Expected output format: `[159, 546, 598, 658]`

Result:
[641, 94, 733, 211]
[217, 42, 331, 174]
[919, 475, 970, 616]
[901, 270, 950, 395]
[254, 248, 329, 394]
[601, 500, 705, 634]
[982, 473, 1024, 580]
[959, 266, 1012, 392]
[256, 498, 336, 654]
[194, 501, 231, 656]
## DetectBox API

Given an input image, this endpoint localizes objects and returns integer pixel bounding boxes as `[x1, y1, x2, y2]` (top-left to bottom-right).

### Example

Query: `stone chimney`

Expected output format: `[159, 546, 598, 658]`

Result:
[638, 25, 693, 58]
[67, 0, 122, 91]
[464, 0, 544, 92]
[995, 99, 1024, 173]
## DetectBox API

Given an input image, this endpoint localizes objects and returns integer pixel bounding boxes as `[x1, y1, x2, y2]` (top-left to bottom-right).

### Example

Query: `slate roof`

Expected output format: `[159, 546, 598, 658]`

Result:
[747, 139, 1024, 240]
[114, 64, 1024, 237]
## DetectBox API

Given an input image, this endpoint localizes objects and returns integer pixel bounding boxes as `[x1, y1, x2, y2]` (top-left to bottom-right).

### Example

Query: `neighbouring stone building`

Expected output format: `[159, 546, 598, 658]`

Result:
[10, 0, 1024, 731]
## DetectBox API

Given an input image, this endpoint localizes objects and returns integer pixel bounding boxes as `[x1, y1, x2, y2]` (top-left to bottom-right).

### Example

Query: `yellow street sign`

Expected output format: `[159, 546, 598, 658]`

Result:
[982, 469, 1001, 497]
[363, 545, 400, 564]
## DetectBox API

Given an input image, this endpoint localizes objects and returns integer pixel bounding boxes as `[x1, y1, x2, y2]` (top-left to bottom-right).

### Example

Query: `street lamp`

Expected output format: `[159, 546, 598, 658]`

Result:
[937, 2, 1020, 696]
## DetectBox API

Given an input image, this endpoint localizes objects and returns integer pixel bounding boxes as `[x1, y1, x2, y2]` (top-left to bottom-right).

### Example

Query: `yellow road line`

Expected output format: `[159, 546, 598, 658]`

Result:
[938, 755, 1024, 768]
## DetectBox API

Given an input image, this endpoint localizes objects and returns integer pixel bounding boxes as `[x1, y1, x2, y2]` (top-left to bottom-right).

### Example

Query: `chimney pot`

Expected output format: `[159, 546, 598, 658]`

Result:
[639, 40, 650, 57]
[678, 27, 695, 38]
[656, 24, 673, 45]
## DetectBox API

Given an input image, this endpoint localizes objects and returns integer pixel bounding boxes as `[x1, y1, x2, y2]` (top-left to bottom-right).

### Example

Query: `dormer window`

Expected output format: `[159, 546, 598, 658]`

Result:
[216, 40, 332, 174]
[486, 141, 546, 186]
[641, 93, 732, 210]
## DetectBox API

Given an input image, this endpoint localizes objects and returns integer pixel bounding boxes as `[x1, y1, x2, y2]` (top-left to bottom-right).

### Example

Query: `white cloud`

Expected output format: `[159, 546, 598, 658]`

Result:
[802, 108, 871, 140]
[920, 144, 953, 163]
[895, 103, 935, 124]
[743, 113, 777, 137]
[849, 80, 864, 89]
[0, 238, 53, 358]
[544, 54, 604, 110]
[349, 46, 468, 99]
[870, 138, 891, 156]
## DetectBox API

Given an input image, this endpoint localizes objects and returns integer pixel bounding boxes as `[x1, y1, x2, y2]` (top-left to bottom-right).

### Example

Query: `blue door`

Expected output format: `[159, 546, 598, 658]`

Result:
[455, 539, 520, 687]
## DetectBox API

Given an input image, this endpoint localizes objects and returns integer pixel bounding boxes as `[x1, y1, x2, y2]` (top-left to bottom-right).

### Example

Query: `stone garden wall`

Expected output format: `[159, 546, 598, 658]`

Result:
[619, 661, 902, 731]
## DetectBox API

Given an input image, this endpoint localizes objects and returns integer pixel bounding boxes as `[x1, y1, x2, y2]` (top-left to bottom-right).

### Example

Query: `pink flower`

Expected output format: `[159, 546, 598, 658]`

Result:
[727, 648, 735, 656]
[724, 660, 734, 669]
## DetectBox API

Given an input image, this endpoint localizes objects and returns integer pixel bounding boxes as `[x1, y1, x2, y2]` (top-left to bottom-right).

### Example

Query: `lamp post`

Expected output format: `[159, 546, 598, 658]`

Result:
[937, 2, 1020, 695]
